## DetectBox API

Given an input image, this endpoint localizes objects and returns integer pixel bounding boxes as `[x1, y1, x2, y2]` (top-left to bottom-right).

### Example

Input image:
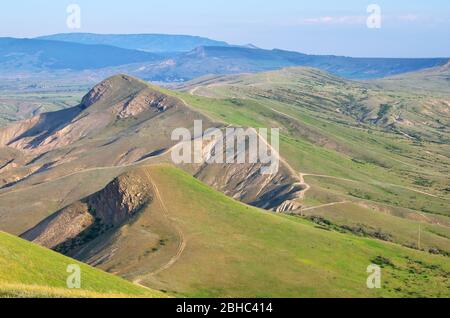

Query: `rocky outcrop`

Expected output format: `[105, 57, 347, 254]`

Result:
[21, 170, 153, 252]
[192, 128, 304, 212]
[81, 79, 114, 109]
[114, 88, 178, 119]
[196, 161, 304, 212]
[276, 199, 303, 213]
[86, 172, 153, 226]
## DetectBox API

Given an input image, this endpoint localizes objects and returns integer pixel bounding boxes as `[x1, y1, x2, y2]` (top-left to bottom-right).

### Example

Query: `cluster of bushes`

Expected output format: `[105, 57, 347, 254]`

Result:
[371, 256, 395, 268]
[304, 215, 393, 242]
[414, 177, 434, 187]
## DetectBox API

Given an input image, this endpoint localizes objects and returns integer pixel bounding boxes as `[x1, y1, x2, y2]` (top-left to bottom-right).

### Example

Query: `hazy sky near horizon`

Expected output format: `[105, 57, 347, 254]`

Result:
[1, 0, 449, 57]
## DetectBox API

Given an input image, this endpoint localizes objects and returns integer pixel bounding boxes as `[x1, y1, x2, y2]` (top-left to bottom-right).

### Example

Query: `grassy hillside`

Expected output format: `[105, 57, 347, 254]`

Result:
[17, 164, 449, 297]
[0, 231, 164, 298]
[175, 67, 450, 196]
[132, 165, 449, 298]
[179, 67, 449, 143]
[169, 68, 450, 256]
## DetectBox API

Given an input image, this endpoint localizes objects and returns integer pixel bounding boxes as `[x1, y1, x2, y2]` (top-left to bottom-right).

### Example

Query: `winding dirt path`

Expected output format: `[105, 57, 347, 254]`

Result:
[301, 201, 349, 212]
[302, 173, 440, 199]
[0, 139, 189, 198]
[133, 170, 187, 285]
[264, 106, 442, 197]
[298, 173, 311, 200]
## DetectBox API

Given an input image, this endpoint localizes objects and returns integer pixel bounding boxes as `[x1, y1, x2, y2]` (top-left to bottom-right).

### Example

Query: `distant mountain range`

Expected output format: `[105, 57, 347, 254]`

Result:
[0, 33, 448, 82]
[0, 37, 158, 71]
[37, 33, 230, 53]
[124, 46, 449, 81]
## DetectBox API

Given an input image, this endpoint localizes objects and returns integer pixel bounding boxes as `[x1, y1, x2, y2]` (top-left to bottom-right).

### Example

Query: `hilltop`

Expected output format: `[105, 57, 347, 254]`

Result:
[0, 74, 304, 233]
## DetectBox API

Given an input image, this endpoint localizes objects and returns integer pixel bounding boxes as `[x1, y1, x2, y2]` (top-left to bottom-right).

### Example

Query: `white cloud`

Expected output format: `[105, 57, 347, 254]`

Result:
[298, 14, 437, 26]
[301, 16, 366, 25]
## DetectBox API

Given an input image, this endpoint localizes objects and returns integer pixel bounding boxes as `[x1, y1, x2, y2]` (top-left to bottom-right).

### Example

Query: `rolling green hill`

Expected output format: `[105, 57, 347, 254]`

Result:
[173, 67, 450, 256]
[0, 231, 164, 298]
[178, 67, 450, 143]
[139, 165, 449, 297]
[18, 165, 450, 298]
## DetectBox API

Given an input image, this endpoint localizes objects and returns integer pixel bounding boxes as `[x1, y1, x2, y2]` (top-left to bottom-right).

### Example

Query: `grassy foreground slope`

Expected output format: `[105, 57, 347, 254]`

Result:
[0, 231, 164, 298]
[137, 165, 449, 298]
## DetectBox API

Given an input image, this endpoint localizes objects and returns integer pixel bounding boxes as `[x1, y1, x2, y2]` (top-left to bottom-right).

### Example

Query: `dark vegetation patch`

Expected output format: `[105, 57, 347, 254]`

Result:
[371, 256, 395, 268]
[54, 201, 152, 256]
[54, 217, 113, 255]
[375, 103, 392, 124]
[428, 247, 450, 257]
[413, 177, 434, 187]
[341, 225, 393, 242]
[226, 98, 245, 107]
[348, 189, 373, 201]
[304, 215, 393, 242]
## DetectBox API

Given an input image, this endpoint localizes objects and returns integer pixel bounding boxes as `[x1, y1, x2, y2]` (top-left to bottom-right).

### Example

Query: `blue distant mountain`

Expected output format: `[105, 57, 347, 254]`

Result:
[0, 37, 158, 70]
[125, 46, 450, 81]
[37, 33, 230, 53]
[0, 35, 448, 81]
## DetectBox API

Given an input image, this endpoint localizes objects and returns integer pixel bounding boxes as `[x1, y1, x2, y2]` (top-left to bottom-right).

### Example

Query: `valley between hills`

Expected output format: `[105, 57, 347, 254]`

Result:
[0, 63, 449, 297]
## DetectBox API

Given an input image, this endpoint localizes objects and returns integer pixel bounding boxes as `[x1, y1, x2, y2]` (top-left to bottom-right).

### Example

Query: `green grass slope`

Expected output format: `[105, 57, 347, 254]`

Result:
[0, 231, 164, 298]
[168, 68, 450, 255]
[135, 165, 449, 298]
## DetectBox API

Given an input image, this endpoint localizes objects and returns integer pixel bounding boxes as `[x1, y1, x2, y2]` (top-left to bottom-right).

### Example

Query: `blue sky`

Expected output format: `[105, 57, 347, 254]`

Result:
[1, 0, 449, 57]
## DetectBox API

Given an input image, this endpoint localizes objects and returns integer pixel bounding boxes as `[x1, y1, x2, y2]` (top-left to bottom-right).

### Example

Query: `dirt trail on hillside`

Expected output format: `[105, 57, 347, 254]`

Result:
[298, 173, 311, 200]
[302, 173, 440, 199]
[269, 109, 441, 199]
[133, 170, 187, 285]
[0, 144, 177, 198]
[301, 201, 349, 212]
